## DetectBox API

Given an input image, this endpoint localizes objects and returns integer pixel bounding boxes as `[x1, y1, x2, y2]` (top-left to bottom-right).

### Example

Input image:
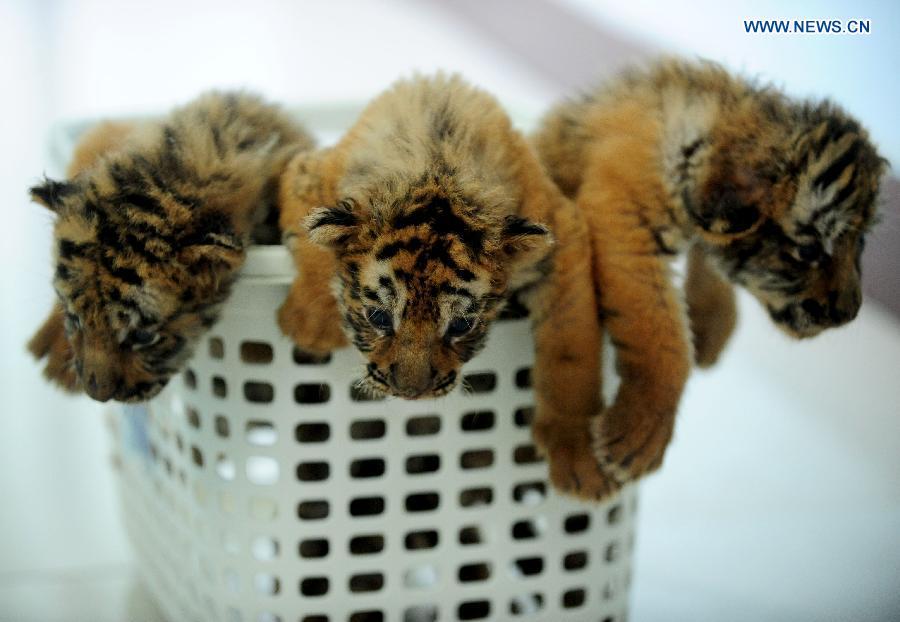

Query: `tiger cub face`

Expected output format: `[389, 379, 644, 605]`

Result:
[306, 190, 550, 399]
[695, 108, 886, 338]
[31, 178, 243, 402]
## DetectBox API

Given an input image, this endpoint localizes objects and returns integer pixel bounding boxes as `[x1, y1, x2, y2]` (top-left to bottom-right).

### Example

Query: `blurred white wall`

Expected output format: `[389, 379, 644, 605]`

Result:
[560, 0, 900, 165]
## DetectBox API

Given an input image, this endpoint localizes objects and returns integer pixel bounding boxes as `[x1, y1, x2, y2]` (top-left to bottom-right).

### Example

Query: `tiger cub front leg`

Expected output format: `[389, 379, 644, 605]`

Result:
[582, 185, 692, 486]
[529, 203, 616, 500]
[684, 244, 736, 368]
[277, 151, 347, 354]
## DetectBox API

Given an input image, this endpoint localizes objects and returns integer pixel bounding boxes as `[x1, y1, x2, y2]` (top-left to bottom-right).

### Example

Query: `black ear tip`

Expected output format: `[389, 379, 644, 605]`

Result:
[29, 177, 74, 209]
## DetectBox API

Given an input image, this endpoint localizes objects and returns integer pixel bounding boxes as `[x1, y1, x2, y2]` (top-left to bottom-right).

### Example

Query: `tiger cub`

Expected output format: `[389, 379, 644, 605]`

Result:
[533, 59, 886, 497]
[279, 75, 612, 493]
[28, 92, 314, 402]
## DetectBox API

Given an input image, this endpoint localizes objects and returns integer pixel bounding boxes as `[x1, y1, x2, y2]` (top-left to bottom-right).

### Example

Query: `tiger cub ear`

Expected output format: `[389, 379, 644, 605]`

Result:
[305, 200, 360, 249]
[499, 215, 554, 266]
[30, 177, 77, 212]
[693, 168, 764, 236]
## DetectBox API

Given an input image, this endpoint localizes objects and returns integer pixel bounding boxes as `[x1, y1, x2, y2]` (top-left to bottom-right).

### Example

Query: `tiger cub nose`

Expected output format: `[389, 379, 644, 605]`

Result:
[85, 371, 117, 402]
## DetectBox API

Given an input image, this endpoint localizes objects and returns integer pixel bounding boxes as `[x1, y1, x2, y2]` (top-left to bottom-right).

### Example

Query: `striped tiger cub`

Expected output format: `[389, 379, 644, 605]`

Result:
[28, 92, 314, 402]
[533, 59, 887, 497]
[280, 74, 614, 494]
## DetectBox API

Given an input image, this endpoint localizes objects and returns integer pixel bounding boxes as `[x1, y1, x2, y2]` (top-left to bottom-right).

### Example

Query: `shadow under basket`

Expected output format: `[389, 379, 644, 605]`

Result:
[110, 245, 636, 622]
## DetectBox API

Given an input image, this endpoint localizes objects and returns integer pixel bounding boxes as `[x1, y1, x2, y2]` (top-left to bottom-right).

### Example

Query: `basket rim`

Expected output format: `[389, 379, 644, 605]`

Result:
[239, 244, 295, 281]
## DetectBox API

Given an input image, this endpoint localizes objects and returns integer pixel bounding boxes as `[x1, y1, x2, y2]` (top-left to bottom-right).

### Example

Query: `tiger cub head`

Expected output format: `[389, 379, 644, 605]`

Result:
[693, 102, 887, 338]
[31, 175, 244, 402]
[305, 180, 551, 399]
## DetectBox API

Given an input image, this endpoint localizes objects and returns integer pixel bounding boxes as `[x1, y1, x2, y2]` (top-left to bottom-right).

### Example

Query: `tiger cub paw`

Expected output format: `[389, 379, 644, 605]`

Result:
[591, 405, 674, 485]
[533, 417, 620, 501]
[27, 310, 81, 392]
[277, 294, 347, 354]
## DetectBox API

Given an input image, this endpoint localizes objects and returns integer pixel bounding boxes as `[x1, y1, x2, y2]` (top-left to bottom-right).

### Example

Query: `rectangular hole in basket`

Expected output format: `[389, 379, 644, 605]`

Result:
[350, 534, 385, 555]
[190, 446, 204, 468]
[244, 381, 274, 403]
[349, 572, 384, 593]
[240, 341, 273, 364]
[459, 487, 493, 508]
[513, 407, 534, 428]
[294, 383, 330, 404]
[458, 525, 484, 546]
[212, 375, 227, 398]
[209, 337, 224, 359]
[462, 372, 496, 393]
[563, 551, 589, 571]
[350, 458, 385, 479]
[350, 383, 386, 402]
[457, 600, 491, 620]
[405, 529, 438, 550]
[514, 367, 532, 389]
[513, 481, 546, 504]
[297, 500, 329, 521]
[460, 449, 494, 470]
[513, 444, 543, 465]
[214, 414, 230, 438]
[299, 576, 329, 597]
[564, 513, 591, 534]
[249, 496, 277, 520]
[246, 456, 279, 485]
[350, 496, 385, 517]
[350, 419, 386, 440]
[349, 612, 383, 622]
[251, 536, 279, 561]
[405, 454, 440, 475]
[253, 573, 280, 595]
[561, 588, 586, 608]
[404, 563, 439, 589]
[605, 541, 622, 563]
[514, 556, 544, 576]
[460, 410, 494, 432]
[406, 414, 441, 436]
[299, 538, 330, 559]
[607, 503, 623, 525]
[293, 347, 332, 365]
[301, 616, 328, 622]
[458, 562, 491, 583]
[510, 593, 544, 616]
[215, 453, 236, 481]
[296, 461, 330, 482]
[246, 420, 277, 446]
[405, 492, 439, 512]
[404, 606, 438, 622]
[511, 520, 540, 540]
[184, 368, 197, 389]
[186, 407, 200, 429]
[296, 422, 330, 443]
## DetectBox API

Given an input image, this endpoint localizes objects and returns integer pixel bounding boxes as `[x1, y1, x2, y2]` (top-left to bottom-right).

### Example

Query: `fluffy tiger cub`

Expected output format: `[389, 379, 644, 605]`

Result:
[279, 74, 613, 493]
[28, 92, 314, 402]
[533, 59, 887, 497]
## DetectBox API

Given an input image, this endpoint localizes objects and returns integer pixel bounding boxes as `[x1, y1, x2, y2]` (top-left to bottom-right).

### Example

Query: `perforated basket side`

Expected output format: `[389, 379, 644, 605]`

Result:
[110, 246, 636, 622]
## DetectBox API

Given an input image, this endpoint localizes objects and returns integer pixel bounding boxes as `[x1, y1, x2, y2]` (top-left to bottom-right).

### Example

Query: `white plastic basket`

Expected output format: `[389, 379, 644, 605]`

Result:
[109, 245, 637, 622]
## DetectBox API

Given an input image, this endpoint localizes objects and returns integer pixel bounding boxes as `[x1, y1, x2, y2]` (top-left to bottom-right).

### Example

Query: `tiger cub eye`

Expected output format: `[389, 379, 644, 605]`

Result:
[446, 317, 472, 338]
[365, 308, 393, 332]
